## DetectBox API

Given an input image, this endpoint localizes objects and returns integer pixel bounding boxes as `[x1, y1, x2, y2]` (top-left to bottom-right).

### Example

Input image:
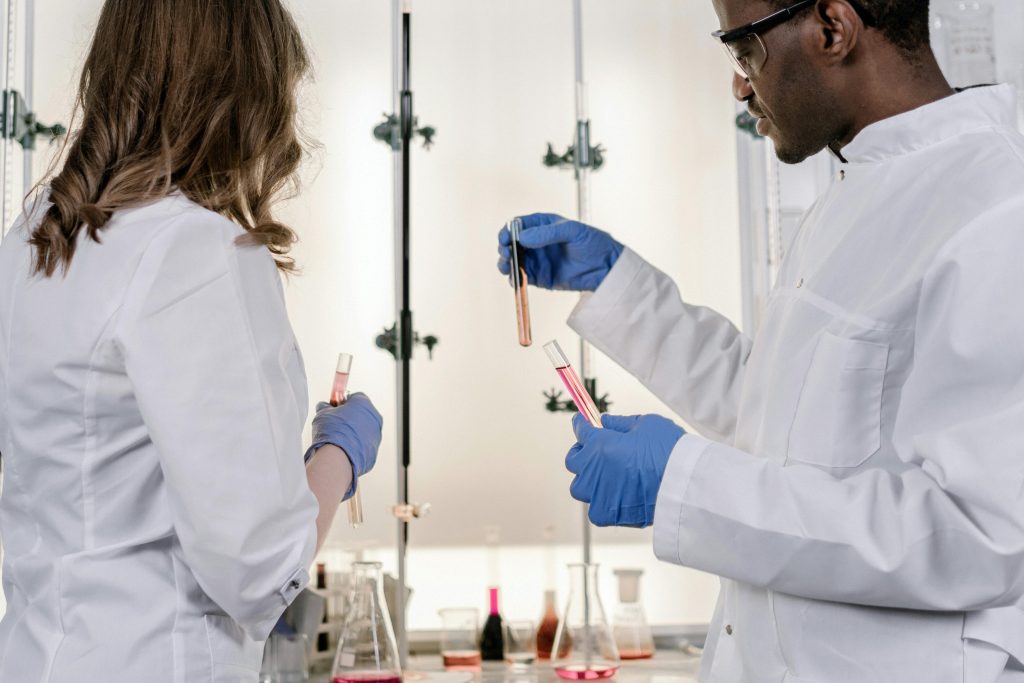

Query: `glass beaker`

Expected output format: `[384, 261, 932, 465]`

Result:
[938, 2, 997, 88]
[611, 569, 654, 660]
[438, 608, 482, 670]
[505, 620, 537, 669]
[551, 564, 620, 680]
[331, 562, 402, 683]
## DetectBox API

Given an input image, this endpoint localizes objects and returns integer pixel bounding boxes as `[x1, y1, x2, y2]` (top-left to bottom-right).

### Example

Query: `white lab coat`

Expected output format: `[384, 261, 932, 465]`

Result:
[569, 85, 1024, 682]
[0, 194, 319, 682]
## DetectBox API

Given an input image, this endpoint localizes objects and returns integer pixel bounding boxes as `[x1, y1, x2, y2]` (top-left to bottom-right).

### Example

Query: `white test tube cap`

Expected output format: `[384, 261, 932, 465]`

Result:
[543, 340, 571, 368]
[613, 568, 644, 603]
[336, 353, 353, 373]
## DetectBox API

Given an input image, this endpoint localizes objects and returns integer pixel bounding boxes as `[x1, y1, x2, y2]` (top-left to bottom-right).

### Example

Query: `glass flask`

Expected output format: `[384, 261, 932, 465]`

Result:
[551, 564, 620, 680]
[536, 590, 561, 660]
[611, 569, 654, 660]
[331, 562, 402, 683]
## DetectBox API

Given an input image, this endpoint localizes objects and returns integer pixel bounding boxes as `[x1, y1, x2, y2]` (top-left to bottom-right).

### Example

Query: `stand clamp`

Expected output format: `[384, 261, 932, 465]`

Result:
[2, 90, 65, 150]
[373, 112, 436, 150]
[375, 324, 439, 360]
[391, 502, 432, 523]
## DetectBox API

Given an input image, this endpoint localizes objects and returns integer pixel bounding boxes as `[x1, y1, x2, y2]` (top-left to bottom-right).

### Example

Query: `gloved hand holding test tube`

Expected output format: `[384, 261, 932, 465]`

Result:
[545, 340, 602, 428]
[329, 353, 364, 528]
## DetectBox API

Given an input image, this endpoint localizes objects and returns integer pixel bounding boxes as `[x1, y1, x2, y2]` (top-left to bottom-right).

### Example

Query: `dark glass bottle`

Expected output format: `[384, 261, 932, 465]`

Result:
[480, 587, 505, 661]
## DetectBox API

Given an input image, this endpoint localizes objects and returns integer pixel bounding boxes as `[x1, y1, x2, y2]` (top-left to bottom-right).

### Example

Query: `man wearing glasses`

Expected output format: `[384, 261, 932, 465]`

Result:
[499, 0, 1024, 681]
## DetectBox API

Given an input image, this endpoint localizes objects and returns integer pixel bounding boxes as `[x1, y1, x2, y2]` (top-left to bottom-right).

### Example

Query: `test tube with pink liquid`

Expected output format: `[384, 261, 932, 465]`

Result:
[329, 353, 364, 528]
[544, 340, 602, 428]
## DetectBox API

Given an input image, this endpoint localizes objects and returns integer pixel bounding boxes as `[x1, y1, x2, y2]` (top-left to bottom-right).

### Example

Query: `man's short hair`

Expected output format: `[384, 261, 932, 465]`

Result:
[772, 0, 931, 58]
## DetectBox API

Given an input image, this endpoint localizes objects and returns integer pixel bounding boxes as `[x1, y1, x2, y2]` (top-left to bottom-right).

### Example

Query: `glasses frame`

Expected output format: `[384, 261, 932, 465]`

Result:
[712, 0, 876, 77]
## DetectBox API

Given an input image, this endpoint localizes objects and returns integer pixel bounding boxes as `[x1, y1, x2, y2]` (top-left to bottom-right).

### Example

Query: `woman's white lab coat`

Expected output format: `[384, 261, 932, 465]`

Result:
[0, 194, 319, 682]
[570, 85, 1024, 682]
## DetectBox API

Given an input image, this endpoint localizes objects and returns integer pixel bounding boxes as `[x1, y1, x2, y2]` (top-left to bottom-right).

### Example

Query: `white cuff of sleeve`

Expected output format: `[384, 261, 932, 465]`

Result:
[653, 433, 714, 566]
[568, 247, 646, 336]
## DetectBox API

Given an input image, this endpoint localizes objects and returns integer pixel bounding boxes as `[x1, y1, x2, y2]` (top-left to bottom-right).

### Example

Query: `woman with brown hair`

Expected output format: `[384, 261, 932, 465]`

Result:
[0, 1, 380, 680]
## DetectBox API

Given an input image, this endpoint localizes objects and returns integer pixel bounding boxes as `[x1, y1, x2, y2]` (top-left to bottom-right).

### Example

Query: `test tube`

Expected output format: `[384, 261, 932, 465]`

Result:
[509, 218, 533, 347]
[328, 353, 364, 528]
[544, 340, 602, 428]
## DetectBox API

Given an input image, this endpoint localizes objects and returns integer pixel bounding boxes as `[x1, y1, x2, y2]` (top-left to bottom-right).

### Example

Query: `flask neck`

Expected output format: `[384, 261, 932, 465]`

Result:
[489, 587, 501, 616]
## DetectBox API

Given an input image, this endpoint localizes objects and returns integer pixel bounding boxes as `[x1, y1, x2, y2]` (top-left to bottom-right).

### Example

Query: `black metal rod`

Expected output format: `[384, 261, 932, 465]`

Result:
[399, 7, 412, 535]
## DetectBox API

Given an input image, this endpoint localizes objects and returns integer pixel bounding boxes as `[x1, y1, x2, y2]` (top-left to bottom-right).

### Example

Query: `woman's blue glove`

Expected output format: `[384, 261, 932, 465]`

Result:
[497, 213, 624, 291]
[304, 393, 383, 499]
[565, 413, 685, 528]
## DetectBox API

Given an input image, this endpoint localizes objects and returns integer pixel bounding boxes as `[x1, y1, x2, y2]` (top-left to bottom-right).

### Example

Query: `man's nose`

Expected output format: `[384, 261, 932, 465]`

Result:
[733, 72, 754, 101]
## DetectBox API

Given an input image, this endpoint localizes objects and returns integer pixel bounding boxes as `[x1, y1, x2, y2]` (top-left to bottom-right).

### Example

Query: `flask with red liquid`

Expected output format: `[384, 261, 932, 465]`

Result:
[331, 562, 402, 683]
[551, 563, 620, 680]
[536, 589, 566, 660]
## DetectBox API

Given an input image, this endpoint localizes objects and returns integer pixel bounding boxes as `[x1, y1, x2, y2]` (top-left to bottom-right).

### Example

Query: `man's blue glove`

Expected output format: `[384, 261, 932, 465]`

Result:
[497, 213, 624, 291]
[565, 413, 685, 528]
[304, 393, 383, 500]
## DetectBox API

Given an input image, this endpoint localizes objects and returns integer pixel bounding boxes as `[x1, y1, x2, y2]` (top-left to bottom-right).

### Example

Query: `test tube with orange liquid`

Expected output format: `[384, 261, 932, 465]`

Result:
[330, 353, 363, 528]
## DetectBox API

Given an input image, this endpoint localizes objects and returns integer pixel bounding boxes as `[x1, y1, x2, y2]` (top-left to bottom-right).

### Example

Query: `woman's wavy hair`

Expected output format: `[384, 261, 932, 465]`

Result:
[29, 0, 310, 276]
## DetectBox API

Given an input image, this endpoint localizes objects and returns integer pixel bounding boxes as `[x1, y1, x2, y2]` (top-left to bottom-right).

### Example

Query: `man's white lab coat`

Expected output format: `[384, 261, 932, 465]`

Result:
[570, 85, 1024, 682]
[0, 194, 318, 681]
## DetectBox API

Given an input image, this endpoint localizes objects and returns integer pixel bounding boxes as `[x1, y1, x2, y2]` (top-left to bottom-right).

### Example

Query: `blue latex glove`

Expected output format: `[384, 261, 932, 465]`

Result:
[303, 393, 383, 500]
[565, 413, 685, 528]
[497, 213, 624, 291]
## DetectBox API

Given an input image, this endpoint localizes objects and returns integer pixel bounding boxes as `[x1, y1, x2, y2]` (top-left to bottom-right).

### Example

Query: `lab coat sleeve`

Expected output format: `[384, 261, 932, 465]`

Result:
[117, 213, 318, 640]
[568, 248, 752, 442]
[653, 205, 1024, 611]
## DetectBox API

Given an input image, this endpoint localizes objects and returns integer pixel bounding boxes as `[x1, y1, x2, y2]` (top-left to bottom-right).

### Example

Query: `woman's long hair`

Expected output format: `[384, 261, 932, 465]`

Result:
[29, 0, 310, 276]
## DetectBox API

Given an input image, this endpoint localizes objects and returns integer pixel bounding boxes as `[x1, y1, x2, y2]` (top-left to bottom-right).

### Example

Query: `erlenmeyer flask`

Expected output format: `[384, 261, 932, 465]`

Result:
[611, 569, 654, 660]
[551, 563, 620, 680]
[331, 562, 402, 683]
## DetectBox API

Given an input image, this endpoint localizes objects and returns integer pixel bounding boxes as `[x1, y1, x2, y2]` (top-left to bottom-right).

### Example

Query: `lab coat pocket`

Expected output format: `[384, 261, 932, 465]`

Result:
[204, 613, 264, 682]
[788, 332, 889, 469]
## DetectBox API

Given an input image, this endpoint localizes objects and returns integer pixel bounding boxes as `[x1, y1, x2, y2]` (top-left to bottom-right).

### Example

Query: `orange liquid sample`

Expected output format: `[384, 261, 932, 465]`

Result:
[330, 372, 350, 407]
[618, 648, 654, 660]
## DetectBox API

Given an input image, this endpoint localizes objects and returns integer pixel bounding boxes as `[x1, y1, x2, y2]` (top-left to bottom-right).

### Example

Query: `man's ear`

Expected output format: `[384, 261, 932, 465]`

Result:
[808, 0, 862, 63]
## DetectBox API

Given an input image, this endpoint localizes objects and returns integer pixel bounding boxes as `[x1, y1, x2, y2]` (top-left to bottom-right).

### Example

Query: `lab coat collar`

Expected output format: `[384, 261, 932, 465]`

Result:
[837, 84, 1018, 164]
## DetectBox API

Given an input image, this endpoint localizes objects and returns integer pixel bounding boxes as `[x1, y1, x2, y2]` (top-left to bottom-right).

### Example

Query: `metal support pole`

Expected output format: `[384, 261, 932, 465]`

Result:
[0, 0, 16, 236]
[20, 0, 30, 193]
[391, 0, 412, 669]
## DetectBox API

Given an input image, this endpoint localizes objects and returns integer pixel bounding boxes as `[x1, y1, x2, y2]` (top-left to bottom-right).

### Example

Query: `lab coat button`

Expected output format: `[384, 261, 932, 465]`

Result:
[840, 170, 846, 180]
[796, 278, 804, 289]
[725, 625, 734, 635]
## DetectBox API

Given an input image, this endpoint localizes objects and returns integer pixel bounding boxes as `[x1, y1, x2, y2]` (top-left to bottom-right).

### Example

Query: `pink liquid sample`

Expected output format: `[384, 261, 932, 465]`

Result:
[555, 365, 602, 427]
[332, 676, 402, 683]
[330, 372, 350, 407]
[555, 665, 619, 680]
[442, 650, 482, 669]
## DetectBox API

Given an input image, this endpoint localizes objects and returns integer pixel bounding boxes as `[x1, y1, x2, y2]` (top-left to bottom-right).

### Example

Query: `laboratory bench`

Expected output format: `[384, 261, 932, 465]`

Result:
[310, 652, 703, 683]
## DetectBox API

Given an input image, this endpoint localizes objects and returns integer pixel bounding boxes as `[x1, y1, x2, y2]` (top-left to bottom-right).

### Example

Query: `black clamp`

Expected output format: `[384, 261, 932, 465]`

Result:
[376, 324, 439, 361]
[373, 112, 436, 151]
[2, 90, 66, 150]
